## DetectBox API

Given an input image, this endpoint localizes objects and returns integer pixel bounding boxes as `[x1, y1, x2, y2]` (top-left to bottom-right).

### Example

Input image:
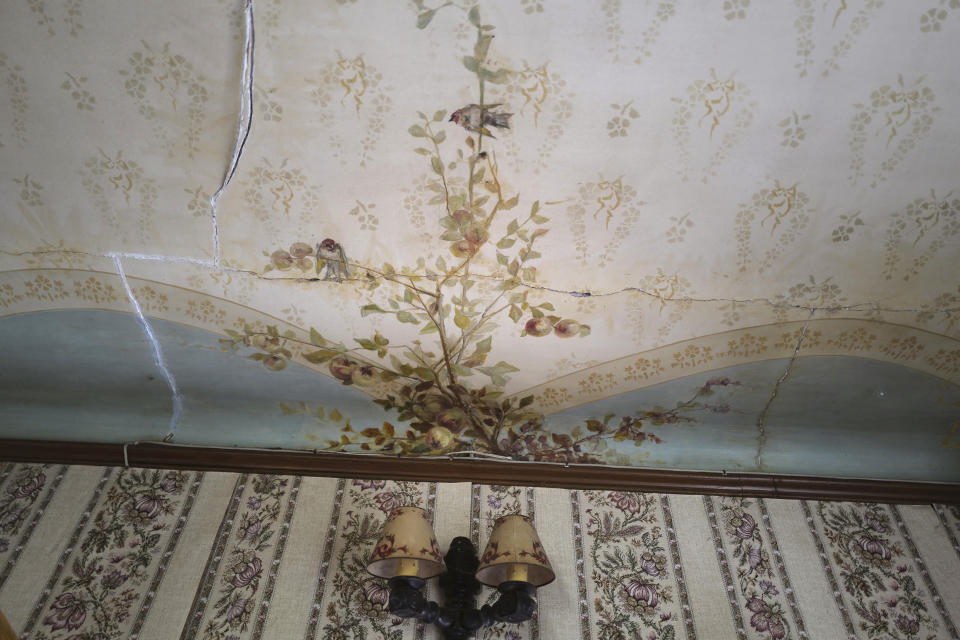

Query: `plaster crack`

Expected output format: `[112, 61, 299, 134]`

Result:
[753, 309, 815, 470]
[209, 0, 255, 268]
[112, 254, 183, 441]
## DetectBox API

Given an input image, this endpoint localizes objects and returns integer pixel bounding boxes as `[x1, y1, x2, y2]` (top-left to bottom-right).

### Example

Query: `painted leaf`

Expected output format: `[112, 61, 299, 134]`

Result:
[361, 303, 388, 316]
[303, 349, 339, 364]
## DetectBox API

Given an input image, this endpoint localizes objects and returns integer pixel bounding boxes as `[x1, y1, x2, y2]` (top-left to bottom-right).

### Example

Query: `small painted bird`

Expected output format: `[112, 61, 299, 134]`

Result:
[449, 104, 513, 138]
[316, 238, 349, 282]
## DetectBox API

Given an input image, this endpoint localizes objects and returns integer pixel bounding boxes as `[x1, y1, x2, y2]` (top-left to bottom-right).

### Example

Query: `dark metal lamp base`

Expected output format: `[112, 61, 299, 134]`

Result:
[385, 537, 537, 639]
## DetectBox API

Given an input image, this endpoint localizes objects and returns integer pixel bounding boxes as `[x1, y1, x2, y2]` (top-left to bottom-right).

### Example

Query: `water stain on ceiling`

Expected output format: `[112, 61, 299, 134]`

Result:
[0, 0, 958, 481]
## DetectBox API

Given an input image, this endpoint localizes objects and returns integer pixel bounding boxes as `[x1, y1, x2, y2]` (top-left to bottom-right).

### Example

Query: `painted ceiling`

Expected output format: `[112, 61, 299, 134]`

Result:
[1, 0, 959, 482]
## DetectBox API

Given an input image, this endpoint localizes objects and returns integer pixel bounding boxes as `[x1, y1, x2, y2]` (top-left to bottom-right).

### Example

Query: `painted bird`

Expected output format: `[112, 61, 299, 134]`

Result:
[316, 238, 349, 282]
[449, 104, 513, 138]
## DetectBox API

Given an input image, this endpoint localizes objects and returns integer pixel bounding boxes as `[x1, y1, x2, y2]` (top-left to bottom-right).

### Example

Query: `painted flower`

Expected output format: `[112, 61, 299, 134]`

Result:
[375, 492, 403, 514]
[100, 567, 126, 589]
[524, 317, 553, 337]
[359, 580, 390, 618]
[553, 319, 581, 338]
[363, 580, 389, 606]
[748, 547, 763, 569]
[329, 356, 359, 382]
[242, 518, 262, 543]
[746, 597, 786, 639]
[425, 426, 455, 450]
[159, 471, 184, 493]
[731, 513, 757, 540]
[11, 471, 46, 499]
[608, 491, 644, 515]
[639, 552, 664, 577]
[435, 408, 468, 434]
[43, 592, 86, 631]
[289, 242, 313, 258]
[230, 556, 262, 588]
[226, 597, 252, 623]
[895, 614, 920, 635]
[623, 580, 659, 616]
[128, 493, 164, 524]
[247, 496, 262, 510]
[759, 580, 779, 596]
[262, 354, 287, 371]
[0, 511, 18, 530]
[487, 494, 503, 510]
[352, 479, 386, 491]
[270, 249, 294, 270]
[856, 535, 892, 566]
[865, 515, 887, 533]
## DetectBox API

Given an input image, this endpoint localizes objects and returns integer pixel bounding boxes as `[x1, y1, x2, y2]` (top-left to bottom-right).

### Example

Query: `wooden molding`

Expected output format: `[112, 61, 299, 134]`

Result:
[1, 439, 957, 504]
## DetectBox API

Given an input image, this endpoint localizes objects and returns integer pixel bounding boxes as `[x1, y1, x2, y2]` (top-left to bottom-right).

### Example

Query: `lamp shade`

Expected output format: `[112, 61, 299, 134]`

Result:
[366, 506, 445, 579]
[476, 514, 555, 587]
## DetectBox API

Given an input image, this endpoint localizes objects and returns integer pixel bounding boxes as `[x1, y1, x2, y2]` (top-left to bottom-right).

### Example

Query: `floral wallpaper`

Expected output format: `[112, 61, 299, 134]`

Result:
[1, 1, 959, 479]
[0, 462, 958, 640]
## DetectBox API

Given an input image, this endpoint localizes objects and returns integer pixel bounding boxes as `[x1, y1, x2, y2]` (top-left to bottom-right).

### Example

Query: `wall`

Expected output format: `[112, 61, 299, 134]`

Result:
[0, 462, 958, 639]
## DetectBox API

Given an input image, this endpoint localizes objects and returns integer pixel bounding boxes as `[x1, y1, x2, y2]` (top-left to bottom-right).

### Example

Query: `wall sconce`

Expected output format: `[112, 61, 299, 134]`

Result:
[366, 506, 555, 639]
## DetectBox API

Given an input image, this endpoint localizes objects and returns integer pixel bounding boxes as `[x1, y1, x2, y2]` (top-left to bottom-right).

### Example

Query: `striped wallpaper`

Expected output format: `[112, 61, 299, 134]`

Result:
[0, 462, 957, 640]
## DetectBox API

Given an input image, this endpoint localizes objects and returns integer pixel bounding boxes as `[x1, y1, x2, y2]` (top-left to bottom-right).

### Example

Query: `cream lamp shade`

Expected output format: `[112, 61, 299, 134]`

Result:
[476, 514, 555, 587]
[366, 506, 446, 579]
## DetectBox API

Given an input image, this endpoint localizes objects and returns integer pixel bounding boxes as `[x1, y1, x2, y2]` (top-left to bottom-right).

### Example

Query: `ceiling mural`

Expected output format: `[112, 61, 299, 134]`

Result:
[1, 0, 958, 481]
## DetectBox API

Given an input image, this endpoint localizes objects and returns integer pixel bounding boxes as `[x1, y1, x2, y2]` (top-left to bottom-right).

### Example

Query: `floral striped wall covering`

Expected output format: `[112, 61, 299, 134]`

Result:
[0, 462, 957, 640]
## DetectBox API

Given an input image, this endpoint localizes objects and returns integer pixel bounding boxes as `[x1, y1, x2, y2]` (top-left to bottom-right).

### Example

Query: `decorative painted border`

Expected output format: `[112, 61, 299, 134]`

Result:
[0, 464, 67, 589]
[703, 496, 747, 640]
[129, 471, 205, 638]
[757, 499, 807, 639]
[798, 501, 856, 640]
[569, 490, 592, 640]
[180, 474, 249, 640]
[660, 495, 697, 640]
[21, 467, 114, 638]
[889, 505, 960, 637]
[0, 268, 370, 394]
[2, 269, 959, 409]
[302, 478, 347, 640]
[520, 318, 960, 414]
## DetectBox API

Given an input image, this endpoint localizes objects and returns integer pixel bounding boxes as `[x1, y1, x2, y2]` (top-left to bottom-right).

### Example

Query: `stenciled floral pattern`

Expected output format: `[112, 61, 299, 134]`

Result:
[848, 74, 938, 188]
[0, 52, 29, 146]
[671, 69, 757, 183]
[567, 175, 645, 268]
[307, 52, 392, 168]
[734, 180, 811, 275]
[118, 41, 210, 157]
[882, 188, 959, 282]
